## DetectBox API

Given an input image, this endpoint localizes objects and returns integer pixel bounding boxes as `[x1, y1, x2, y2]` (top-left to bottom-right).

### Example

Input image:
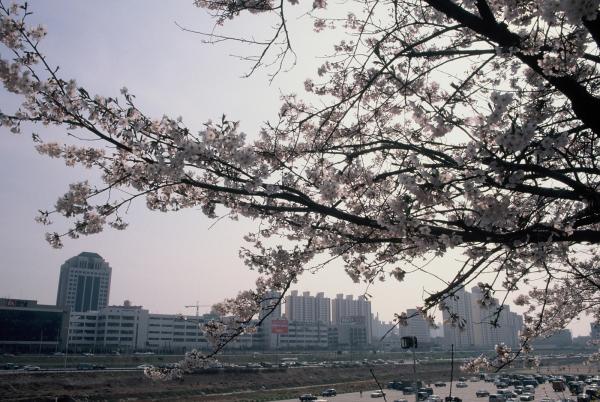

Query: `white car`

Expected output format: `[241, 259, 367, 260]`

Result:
[371, 391, 386, 398]
[136, 364, 154, 370]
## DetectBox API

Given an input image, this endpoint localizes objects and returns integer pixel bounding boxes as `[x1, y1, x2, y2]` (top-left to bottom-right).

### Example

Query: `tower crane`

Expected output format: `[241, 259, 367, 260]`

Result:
[184, 301, 211, 319]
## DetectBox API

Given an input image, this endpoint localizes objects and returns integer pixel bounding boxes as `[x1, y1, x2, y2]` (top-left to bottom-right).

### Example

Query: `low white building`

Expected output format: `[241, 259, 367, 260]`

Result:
[67, 303, 210, 353]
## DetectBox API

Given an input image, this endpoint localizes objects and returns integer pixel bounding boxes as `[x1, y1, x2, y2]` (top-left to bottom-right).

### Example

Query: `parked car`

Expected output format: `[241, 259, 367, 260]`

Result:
[321, 389, 336, 397]
[429, 395, 442, 402]
[418, 392, 430, 401]
[394, 399, 409, 402]
[77, 363, 94, 370]
[419, 387, 434, 396]
[477, 390, 490, 397]
[371, 391, 386, 398]
[489, 394, 507, 402]
[435, 382, 447, 387]
[1, 363, 19, 370]
[552, 381, 566, 392]
[520, 394, 535, 401]
[299, 394, 318, 401]
[403, 387, 415, 395]
[456, 382, 468, 388]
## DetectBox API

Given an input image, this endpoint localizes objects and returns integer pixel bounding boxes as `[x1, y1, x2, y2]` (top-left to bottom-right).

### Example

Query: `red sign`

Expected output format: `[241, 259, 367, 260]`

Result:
[271, 319, 289, 334]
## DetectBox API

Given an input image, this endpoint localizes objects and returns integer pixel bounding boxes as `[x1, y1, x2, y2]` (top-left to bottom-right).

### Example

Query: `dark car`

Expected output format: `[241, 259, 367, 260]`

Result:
[435, 382, 447, 387]
[2, 363, 19, 370]
[388, 381, 403, 390]
[322, 389, 337, 397]
[299, 394, 318, 401]
[92, 364, 106, 370]
[419, 387, 434, 396]
[403, 387, 415, 395]
[477, 390, 490, 397]
[77, 363, 94, 370]
[552, 381, 566, 392]
[417, 392, 429, 401]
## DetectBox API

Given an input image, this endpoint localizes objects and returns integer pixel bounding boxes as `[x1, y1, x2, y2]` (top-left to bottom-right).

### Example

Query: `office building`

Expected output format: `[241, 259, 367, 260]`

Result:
[66, 302, 212, 353]
[56, 252, 112, 312]
[372, 313, 396, 340]
[0, 298, 69, 354]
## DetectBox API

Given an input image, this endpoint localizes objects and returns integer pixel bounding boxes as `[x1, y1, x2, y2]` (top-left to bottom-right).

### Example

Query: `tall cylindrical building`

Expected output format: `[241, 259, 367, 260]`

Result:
[56, 252, 112, 312]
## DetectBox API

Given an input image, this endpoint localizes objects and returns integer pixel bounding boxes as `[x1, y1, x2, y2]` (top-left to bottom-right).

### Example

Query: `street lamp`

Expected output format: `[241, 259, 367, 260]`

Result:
[401, 336, 418, 402]
[64, 314, 82, 369]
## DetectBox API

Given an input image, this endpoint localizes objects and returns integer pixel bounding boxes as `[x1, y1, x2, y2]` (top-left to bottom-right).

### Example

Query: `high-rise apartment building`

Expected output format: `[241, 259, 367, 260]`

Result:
[470, 286, 523, 348]
[284, 291, 331, 324]
[442, 287, 474, 347]
[442, 286, 523, 349]
[592, 322, 600, 340]
[398, 308, 431, 343]
[259, 290, 282, 321]
[332, 294, 372, 344]
[56, 252, 112, 312]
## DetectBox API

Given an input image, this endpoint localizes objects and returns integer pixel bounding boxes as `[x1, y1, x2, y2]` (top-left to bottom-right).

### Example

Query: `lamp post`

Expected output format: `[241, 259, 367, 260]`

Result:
[64, 314, 82, 369]
[64, 317, 71, 369]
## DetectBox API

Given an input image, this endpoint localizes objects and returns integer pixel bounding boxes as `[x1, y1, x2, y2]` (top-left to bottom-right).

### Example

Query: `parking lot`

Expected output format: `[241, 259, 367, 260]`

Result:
[275, 379, 593, 402]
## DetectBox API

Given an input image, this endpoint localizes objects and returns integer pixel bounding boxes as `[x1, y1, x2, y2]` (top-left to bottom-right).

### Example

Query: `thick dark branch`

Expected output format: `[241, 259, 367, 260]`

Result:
[425, 0, 600, 134]
[583, 15, 600, 49]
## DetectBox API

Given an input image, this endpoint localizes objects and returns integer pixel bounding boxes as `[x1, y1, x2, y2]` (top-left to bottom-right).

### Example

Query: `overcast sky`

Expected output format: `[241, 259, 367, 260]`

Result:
[0, 0, 591, 337]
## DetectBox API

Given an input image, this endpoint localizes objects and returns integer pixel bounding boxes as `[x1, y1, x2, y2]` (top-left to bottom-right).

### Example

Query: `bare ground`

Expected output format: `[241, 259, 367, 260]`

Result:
[0, 363, 452, 402]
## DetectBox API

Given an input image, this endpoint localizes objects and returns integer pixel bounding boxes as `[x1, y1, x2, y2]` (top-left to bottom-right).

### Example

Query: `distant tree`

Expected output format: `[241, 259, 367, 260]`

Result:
[1, 0, 600, 374]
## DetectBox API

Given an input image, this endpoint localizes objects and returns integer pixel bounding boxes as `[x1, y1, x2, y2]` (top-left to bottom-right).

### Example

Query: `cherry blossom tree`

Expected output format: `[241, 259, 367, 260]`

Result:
[1, 0, 600, 373]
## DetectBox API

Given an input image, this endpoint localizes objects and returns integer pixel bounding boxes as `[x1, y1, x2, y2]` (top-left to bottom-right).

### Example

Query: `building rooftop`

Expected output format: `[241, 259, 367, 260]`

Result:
[77, 252, 103, 259]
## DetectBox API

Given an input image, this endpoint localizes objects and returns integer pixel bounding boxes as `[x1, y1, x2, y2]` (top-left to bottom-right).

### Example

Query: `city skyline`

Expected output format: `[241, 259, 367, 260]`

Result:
[0, 248, 593, 337]
[0, 1, 592, 338]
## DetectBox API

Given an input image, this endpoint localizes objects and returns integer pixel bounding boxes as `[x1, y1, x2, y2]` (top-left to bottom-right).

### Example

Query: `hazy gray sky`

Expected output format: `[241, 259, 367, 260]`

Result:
[0, 1, 591, 336]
